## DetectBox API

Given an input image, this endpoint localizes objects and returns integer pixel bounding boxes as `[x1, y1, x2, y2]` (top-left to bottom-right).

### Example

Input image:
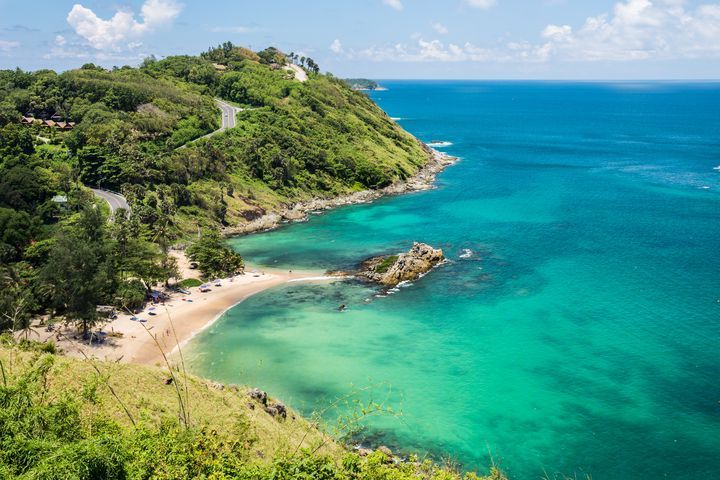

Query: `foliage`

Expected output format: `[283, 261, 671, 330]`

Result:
[178, 278, 202, 288]
[39, 206, 115, 337]
[0, 42, 429, 337]
[375, 255, 399, 274]
[0, 345, 506, 480]
[115, 279, 147, 311]
[186, 230, 244, 279]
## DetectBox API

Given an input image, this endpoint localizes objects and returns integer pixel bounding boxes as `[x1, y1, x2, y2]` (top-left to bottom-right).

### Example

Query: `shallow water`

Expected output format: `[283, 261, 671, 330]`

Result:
[188, 82, 720, 479]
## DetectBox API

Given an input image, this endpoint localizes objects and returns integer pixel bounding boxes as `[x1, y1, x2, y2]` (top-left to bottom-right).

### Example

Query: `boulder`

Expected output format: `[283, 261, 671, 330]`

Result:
[271, 402, 287, 418]
[248, 388, 268, 406]
[264, 402, 287, 419]
[358, 242, 444, 287]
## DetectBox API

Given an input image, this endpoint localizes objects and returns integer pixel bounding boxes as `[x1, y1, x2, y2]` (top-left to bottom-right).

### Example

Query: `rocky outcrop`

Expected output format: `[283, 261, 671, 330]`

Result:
[248, 388, 268, 406]
[265, 401, 287, 419]
[357, 242, 444, 287]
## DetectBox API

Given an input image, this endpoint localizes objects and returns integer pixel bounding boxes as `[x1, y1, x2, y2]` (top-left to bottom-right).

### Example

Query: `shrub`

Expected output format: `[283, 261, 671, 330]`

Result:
[115, 279, 147, 310]
[178, 278, 202, 288]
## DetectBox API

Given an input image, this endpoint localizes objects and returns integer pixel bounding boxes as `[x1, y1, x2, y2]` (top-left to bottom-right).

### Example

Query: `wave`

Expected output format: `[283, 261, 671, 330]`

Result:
[459, 249, 473, 259]
[427, 141, 453, 148]
[390, 117, 403, 121]
[713, 165, 720, 171]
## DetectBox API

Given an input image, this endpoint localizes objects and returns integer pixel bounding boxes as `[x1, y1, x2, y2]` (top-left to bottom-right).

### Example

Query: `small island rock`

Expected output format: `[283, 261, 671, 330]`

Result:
[358, 242, 444, 287]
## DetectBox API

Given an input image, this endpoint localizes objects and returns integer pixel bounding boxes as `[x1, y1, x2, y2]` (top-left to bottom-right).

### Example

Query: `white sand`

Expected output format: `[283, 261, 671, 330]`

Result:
[36, 266, 337, 366]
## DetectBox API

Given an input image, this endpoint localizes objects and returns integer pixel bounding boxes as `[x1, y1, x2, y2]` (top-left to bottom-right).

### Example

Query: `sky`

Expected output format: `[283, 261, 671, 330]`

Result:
[0, 0, 719, 79]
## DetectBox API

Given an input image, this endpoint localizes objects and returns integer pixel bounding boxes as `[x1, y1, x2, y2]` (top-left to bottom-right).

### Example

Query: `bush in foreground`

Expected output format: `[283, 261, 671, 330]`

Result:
[0, 343, 505, 480]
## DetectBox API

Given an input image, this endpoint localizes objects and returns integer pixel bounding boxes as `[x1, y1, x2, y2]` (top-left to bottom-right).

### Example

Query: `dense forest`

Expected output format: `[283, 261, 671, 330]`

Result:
[0, 42, 429, 338]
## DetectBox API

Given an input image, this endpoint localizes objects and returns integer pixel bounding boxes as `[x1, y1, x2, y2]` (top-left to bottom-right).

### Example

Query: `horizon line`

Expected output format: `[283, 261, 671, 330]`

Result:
[368, 78, 720, 82]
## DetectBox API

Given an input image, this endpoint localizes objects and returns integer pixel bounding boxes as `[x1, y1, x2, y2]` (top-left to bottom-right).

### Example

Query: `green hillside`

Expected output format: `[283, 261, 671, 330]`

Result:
[0, 341, 505, 479]
[1, 43, 429, 236]
[0, 43, 430, 336]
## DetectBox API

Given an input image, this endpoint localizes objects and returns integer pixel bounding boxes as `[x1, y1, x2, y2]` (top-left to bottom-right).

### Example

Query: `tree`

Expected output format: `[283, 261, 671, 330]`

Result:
[0, 101, 21, 126]
[0, 265, 35, 336]
[0, 124, 34, 156]
[186, 230, 244, 279]
[110, 211, 177, 288]
[0, 165, 52, 213]
[0, 207, 36, 262]
[40, 206, 115, 339]
[305, 58, 320, 74]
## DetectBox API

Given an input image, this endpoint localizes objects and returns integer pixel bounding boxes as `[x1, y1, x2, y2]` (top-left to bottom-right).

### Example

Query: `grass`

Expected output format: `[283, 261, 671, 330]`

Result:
[178, 278, 202, 288]
[0, 340, 507, 479]
[374, 255, 399, 274]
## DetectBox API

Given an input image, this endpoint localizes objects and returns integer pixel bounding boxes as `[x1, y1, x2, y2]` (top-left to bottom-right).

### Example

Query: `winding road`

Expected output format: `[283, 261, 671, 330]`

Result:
[91, 188, 130, 214]
[92, 99, 242, 214]
[185, 99, 242, 146]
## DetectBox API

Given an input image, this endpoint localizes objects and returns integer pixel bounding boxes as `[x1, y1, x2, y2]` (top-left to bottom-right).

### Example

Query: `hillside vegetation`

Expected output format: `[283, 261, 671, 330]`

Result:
[0, 43, 429, 337]
[0, 341, 504, 479]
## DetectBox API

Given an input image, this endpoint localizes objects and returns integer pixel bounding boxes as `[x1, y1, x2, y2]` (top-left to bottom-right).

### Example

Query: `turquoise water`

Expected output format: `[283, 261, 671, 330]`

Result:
[188, 82, 720, 479]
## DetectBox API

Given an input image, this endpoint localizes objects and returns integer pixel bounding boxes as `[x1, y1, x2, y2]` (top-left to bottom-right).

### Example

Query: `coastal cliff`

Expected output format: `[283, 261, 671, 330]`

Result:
[224, 148, 457, 236]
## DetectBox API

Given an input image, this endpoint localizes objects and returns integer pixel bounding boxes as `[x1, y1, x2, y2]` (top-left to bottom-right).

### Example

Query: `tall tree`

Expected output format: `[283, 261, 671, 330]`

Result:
[41, 206, 115, 339]
[186, 230, 244, 279]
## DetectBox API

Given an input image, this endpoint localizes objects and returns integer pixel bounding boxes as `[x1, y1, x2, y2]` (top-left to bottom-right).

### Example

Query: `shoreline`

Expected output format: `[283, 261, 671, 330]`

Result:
[36, 267, 342, 366]
[35, 146, 456, 367]
[167, 274, 342, 359]
[222, 147, 457, 236]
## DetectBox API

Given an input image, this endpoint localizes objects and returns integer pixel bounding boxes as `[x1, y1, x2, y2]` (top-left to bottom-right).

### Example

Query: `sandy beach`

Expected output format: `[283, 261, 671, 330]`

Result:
[35, 262, 335, 366]
[28, 150, 455, 367]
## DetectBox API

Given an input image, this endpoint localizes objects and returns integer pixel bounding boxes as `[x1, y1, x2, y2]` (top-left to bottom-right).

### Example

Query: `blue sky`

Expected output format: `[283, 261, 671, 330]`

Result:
[1, 0, 719, 79]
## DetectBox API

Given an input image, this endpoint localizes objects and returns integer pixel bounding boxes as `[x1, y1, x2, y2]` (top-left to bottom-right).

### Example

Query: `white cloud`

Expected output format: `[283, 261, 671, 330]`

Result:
[537, 0, 720, 61]
[140, 0, 182, 29]
[432, 22, 449, 34]
[360, 0, 720, 63]
[464, 0, 497, 9]
[383, 0, 403, 11]
[0, 40, 20, 53]
[359, 38, 503, 62]
[541, 24, 572, 40]
[330, 39, 343, 53]
[55, 35, 67, 46]
[67, 0, 181, 51]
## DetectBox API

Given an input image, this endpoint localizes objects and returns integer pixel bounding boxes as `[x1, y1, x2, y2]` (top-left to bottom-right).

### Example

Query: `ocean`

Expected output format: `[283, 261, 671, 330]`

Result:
[187, 81, 720, 479]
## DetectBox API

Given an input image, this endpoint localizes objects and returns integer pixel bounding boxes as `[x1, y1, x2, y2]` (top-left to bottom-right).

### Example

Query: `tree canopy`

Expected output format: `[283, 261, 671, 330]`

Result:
[0, 43, 428, 336]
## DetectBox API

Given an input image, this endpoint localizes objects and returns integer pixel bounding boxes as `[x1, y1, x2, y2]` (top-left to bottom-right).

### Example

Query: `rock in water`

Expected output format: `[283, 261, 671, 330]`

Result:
[358, 242, 444, 286]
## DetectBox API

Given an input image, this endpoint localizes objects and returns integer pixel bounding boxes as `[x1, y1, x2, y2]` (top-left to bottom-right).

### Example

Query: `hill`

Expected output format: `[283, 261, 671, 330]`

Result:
[0, 42, 432, 337]
[344, 79, 381, 91]
[0, 340, 505, 479]
[1, 43, 428, 236]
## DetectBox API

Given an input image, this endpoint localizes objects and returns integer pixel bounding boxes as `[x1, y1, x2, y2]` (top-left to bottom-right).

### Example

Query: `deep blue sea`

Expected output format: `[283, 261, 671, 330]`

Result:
[188, 82, 720, 479]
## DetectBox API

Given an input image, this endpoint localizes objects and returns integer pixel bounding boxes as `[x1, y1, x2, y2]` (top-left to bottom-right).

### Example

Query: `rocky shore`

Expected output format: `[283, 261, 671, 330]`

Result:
[222, 147, 457, 236]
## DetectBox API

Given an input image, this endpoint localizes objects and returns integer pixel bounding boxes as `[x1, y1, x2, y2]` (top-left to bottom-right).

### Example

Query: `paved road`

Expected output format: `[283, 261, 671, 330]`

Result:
[286, 64, 308, 82]
[92, 100, 240, 215]
[91, 188, 130, 214]
[179, 99, 242, 148]
[217, 99, 241, 130]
